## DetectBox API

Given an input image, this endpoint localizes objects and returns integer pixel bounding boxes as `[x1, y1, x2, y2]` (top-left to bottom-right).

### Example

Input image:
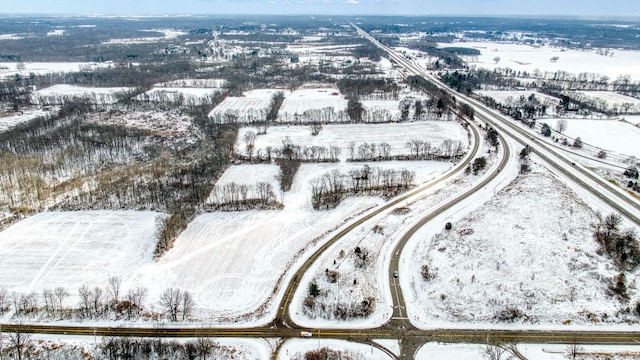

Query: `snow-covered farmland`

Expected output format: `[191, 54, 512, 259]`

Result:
[568, 91, 640, 114]
[134, 163, 387, 323]
[559, 118, 640, 158]
[417, 343, 640, 360]
[361, 99, 402, 122]
[209, 89, 284, 123]
[136, 87, 223, 105]
[277, 88, 348, 123]
[237, 121, 468, 162]
[456, 41, 640, 80]
[0, 211, 159, 295]
[0, 62, 112, 79]
[207, 164, 281, 206]
[278, 339, 393, 360]
[102, 29, 187, 45]
[405, 168, 625, 326]
[31, 84, 132, 105]
[0, 108, 58, 132]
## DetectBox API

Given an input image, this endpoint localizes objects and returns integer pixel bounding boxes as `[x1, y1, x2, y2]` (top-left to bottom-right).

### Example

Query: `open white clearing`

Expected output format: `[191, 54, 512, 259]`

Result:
[457, 41, 640, 80]
[136, 87, 223, 104]
[278, 339, 393, 360]
[31, 84, 132, 105]
[237, 121, 468, 162]
[0, 108, 58, 132]
[0, 211, 158, 295]
[559, 118, 640, 158]
[209, 89, 284, 123]
[277, 88, 348, 123]
[405, 167, 626, 327]
[417, 343, 640, 360]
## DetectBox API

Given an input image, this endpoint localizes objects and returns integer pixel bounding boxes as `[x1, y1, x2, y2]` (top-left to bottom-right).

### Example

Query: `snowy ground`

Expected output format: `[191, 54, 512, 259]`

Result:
[569, 91, 640, 113]
[286, 123, 485, 329]
[558, 118, 640, 158]
[102, 29, 187, 45]
[14, 335, 270, 360]
[136, 87, 223, 104]
[476, 90, 561, 115]
[31, 84, 132, 105]
[361, 99, 403, 122]
[0, 148, 456, 327]
[416, 343, 640, 359]
[0, 108, 58, 132]
[404, 163, 627, 327]
[153, 78, 227, 88]
[209, 89, 284, 123]
[131, 163, 388, 324]
[0, 211, 159, 296]
[277, 88, 348, 123]
[455, 41, 640, 80]
[237, 121, 468, 162]
[278, 339, 393, 360]
[0, 62, 112, 79]
[86, 110, 198, 144]
[206, 164, 281, 204]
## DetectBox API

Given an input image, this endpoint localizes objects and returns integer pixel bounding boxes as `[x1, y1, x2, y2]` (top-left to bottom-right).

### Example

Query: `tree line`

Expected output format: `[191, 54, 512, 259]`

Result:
[310, 166, 415, 210]
[0, 278, 194, 323]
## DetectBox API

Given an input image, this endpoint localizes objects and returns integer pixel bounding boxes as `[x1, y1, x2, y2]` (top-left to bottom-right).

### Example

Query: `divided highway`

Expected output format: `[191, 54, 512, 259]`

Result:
[353, 22, 640, 228]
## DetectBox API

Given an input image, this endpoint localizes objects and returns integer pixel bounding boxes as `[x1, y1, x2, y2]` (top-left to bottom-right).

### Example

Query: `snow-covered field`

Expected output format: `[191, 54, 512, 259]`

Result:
[405, 167, 625, 326]
[0, 132, 456, 328]
[0, 211, 159, 295]
[32, 84, 132, 105]
[102, 29, 187, 45]
[133, 163, 387, 323]
[277, 88, 348, 123]
[0, 62, 111, 79]
[417, 343, 640, 359]
[456, 41, 640, 80]
[559, 118, 640, 158]
[237, 121, 468, 162]
[207, 164, 281, 204]
[0, 108, 58, 132]
[18, 335, 270, 360]
[278, 339, 393, 360]
[209, 89, 284, 123]
[136, 87, 223, 104]
[569, 91, 640, 113]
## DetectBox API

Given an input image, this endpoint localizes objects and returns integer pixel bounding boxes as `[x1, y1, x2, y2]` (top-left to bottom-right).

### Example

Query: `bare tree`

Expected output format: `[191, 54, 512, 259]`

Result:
[243, 131, 257, 160]
[0, 288, 7, 315]
[109, 276, 122, 303]
[194, 337, 215, 360]
[565, 343, 583, 360]
[53, 287, 68, 315]
[78, 285, 92, 318]
[556, 119, 568, 133]
[8, 328, 31, 360]
[92, 287, 103, 317]
[159, 288, 181, 321]
[482, 343, 508, 360]
[493, 56, 501, 64]
[181, 291, 195, 321]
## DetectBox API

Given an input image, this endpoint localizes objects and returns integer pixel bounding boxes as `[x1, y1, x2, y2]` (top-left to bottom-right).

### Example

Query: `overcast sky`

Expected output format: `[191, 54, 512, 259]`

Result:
[2, 0, 640, 17]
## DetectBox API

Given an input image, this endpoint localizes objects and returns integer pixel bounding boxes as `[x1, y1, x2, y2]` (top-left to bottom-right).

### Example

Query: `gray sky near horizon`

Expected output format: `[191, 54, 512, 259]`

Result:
[2, 0, 640, 17]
